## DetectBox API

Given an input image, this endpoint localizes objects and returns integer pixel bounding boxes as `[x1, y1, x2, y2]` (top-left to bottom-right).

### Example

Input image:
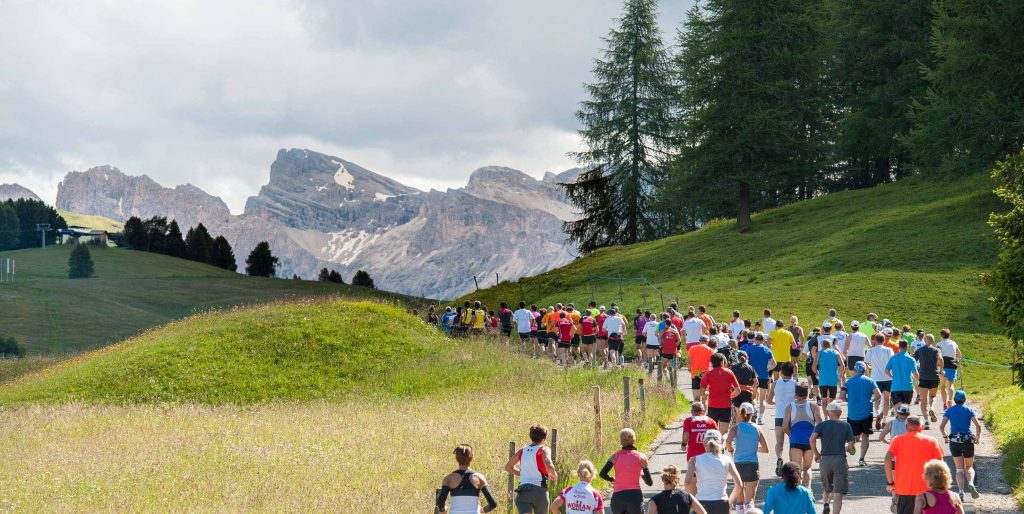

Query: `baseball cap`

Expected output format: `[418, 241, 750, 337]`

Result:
[703, 429, 722, 442]
[599, 305, 606, 311]
[826, 401, 843, 413]
[851, 320, 860, 328]
[823, 321, 832, 329]
[740, 403, 756, 415]
[954, 390, 967, 403]
[445, 306, 452, 312]
[882, 328, 893, 335]
[883, 319, 893, 327]
[776, 319, 784, 327]
[700, 335, 710, 341]
[737, 350, 748, 358]
[896, 405, 911, 415]
[853, 361, 866, 372]
[754, 332, 765, 340]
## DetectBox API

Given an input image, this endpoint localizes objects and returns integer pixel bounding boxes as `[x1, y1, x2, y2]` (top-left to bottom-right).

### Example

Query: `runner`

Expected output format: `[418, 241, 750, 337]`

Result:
[441, 307, 457, 336]
[471, 301, 486, 336]
[513, 302, 534, 349]
[550, 461, 603, 514]
[914, 334, 943, 427]
[505, 424, 557, 514]
[740, 333, 776, 424]
[688, 336, 716, 402]
[838, 361, 881, 467]
[767, 362, 798, 476]
[681, 402, 717, 481]
[885, 340, 919, 416]
[882, 328, 900, 354]
[566, 306, 582, 363]
[545, 305, 560, 359]
[726, 402, 769, 513]
[915, 460, 966, 514]
[699, 353, 740, 432]
[809, 402, 855, 514]
[642, 313, 662, 373]
[844, 321, 869, 379]
[782, 384, 822, 488]
[599, 428, 653, 514]
[865, 333, 895, 429]
[901, 324, 915, 345]
[763, 462, 816, 514]
[587, 301, 600, 318]
[787, 317, 805, 369]
[878, 405, 911, 443]
[438, 444, 498, 514]
[580, 311, 598, 364]
[936, 329, 962, 409]
[939, 390, 982, 501]
[684, 430, 744, 514]
[730, 351, 758, 424]
[684, 312, 706, 350]
[647, 464, 708, 514]
[832, 322, 849, 369]
[659, 318, 682, 383]
[814, 338, 846, 408]
[604, 308, 627, 368]
[698, 305, 715, 333]
[498, 302, 514, 343]
[595, 306, 610, 366]
[823, 309, 842, 330]
[884, 416, 944, 514]
[768, 320, 796, 381]
[555, 312, 576, 367]
[535, 308, 550, 355]
[757, 309, 776, 334]
[803, 327, 821, 401]
[634, 309, 648, 360]
[730, 311, 745, 339]
[710, 326, 729, 351]
[910, 329, 927, 355]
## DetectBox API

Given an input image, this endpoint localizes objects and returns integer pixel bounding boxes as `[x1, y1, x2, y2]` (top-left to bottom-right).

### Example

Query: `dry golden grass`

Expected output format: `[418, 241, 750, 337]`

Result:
[0, 363, 676, 512]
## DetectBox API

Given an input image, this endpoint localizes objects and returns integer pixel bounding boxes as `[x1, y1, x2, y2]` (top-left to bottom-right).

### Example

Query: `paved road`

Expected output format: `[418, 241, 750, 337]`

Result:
[628, 367, 1009, 514]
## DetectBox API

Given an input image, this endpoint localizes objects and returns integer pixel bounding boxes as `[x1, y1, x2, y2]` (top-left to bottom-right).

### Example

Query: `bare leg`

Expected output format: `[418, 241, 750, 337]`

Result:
[774, 426, 786, 460]
[833, 493, 844, 514]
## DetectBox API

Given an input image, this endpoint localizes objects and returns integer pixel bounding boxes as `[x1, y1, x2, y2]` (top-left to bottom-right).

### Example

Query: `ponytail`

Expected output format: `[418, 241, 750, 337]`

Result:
[705, 438, 723, 455]
[781, 462, 801, 491]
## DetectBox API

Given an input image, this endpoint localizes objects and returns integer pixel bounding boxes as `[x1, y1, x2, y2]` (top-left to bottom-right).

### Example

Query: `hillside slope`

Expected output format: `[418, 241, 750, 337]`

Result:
[464, 172, 1011, 392]
[0, 245, 416, 354]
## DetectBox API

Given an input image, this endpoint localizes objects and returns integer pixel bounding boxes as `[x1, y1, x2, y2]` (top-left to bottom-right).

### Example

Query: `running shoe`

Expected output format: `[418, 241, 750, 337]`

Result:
[875, 415, 883, 430]
[968, 483, 980, 499]
[930, 411, 938, 423]
[959, 492, 966, 503]
[924, 422, 931, 430]
[858, 458, 866, 467]
[775, 458, 783, 477]
[823, 503, 830, 514]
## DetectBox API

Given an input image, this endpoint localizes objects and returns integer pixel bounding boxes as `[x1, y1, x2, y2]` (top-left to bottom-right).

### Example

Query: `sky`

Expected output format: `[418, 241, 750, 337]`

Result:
[0, 0, 690, 213]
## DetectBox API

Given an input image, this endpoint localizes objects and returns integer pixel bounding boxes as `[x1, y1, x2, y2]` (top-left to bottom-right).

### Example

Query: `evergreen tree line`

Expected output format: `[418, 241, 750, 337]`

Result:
[123, 217, 237, 272]
[567, 0, 1024, 251]
[0, 199, 68, 250]
[317, 267, 376, 288]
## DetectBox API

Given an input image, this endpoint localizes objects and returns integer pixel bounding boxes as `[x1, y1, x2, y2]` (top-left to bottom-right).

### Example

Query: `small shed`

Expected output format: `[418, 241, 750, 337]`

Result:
[59, 227, 109, 246]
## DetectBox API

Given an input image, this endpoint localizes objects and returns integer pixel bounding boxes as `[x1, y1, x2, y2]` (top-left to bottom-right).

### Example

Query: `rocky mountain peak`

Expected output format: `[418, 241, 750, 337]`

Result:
[0, 183, 41, 202]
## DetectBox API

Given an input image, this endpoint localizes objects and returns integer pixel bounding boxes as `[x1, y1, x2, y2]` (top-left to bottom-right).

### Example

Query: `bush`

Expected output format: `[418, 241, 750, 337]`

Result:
[0, 337, 24, 357]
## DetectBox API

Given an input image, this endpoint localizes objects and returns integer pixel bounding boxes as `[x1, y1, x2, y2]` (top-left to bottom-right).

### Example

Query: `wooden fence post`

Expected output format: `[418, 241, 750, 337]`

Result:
[507, 441, 516, 506]
[594, 386, 602, 453]
[622, 376, 631, 426]
[551, 428, 559, 469]
[670, 356, 678, 391]
[638, 377, 646, 414]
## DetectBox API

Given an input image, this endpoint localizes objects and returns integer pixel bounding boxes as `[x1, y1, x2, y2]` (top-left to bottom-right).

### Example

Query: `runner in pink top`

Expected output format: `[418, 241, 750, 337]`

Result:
[599, 428, 652, 514]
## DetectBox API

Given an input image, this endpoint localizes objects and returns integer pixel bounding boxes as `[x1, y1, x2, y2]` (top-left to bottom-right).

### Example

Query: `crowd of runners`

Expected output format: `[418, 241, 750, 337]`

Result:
[433, 303, 981, 514]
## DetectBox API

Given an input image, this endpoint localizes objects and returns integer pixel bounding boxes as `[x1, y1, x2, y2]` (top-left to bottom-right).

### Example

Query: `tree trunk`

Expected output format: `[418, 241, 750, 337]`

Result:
[737, 182, 753, 231]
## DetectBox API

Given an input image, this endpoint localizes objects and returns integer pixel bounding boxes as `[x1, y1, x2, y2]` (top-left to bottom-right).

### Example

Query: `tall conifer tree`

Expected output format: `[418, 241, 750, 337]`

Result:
[565, 0, 675, 252]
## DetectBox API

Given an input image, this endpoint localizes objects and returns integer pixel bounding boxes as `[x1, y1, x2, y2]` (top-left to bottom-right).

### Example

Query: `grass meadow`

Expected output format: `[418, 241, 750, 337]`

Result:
[0, 300, 680, 511]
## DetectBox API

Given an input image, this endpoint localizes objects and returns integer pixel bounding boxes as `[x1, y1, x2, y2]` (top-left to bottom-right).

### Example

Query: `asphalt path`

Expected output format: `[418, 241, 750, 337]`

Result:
[624, 367, 1013, 514]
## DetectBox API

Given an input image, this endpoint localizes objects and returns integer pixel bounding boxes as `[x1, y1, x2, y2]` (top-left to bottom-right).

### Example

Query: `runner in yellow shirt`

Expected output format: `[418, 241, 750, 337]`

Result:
[768, 319, 796, 380]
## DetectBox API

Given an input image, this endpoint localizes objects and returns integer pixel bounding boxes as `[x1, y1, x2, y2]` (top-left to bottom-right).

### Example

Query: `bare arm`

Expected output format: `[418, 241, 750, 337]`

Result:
[549, 497, 565, 514]
[728, 462, 745, 504]
[758, 427, 770, 453]
[504, 452, 521, 475]
[884, 451, 896, 493]
[914, 492, 925, 514]
[879, 421, 892, 443]
[726, 424, 737, 453]
[684, 457, 697, 488]
[647, 500, 658, 514]
[542, 447, 558, 482]
[809, 432, 821, 461]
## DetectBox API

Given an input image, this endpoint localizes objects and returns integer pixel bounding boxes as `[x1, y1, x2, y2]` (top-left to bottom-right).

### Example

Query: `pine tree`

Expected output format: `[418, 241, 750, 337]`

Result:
[123, 216, 148, 250]
[351, 270, 375, 288]
[185, 223, 215, 264]
[143, 216, 169, 254]
[906, 0, 1024, 174]
[565, 0, 675, 253]
[318, 268, 330, 282]
[983, 152, 1024, 386]
[666, 0, 828, 229]
[825, 0, 933, 188]
[68, 243, 95, 279]
[245, 241, 279, 277]
[0, 204, 20, 250]
[211, 236, 237, 271]
[328, 270, 343, 284]
[8, 198, 67, 248]
[165, 220, 187, 258]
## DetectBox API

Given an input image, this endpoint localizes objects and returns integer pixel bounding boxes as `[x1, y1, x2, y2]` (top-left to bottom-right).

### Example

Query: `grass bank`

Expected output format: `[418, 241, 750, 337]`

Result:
[0, 300, 680, 511]
[986, 386, 1024, 508]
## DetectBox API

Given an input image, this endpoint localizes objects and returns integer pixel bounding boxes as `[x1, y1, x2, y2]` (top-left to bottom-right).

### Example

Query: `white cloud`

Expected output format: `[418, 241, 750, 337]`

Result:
[0, 0, 690, 212]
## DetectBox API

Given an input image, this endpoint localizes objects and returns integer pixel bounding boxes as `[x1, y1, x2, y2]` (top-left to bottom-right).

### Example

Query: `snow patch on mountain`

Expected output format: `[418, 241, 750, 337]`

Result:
[322, 229, 380, 265]
[332, 161, 354, 190]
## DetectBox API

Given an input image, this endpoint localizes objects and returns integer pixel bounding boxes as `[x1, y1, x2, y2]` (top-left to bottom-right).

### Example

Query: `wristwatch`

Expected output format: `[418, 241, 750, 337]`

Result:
[887, 482, 894, 486]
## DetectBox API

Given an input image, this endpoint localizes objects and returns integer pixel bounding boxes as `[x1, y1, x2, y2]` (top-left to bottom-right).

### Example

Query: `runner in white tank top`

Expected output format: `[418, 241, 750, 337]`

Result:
[518, 444, 549, 487]
[768, 367, 797, 475]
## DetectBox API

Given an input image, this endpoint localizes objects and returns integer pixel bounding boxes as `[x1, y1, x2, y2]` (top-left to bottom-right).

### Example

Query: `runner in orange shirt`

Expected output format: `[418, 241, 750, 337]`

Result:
[884, 416, 944, 514]
[688, 336, 716, 402]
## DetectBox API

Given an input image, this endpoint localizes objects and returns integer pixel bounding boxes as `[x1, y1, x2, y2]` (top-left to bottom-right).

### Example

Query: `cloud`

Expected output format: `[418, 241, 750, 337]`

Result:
[0, 0, 690, 212]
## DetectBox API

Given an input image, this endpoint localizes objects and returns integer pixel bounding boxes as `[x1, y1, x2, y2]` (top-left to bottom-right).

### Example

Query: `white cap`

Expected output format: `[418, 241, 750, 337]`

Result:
[703, 429, 722, 442]
[823, 321, 832, 329]
[739, 402, 756, 415]
[826, 401, 843, 413]
[882, 328, 893, 335]
[851, 320, 860, 328]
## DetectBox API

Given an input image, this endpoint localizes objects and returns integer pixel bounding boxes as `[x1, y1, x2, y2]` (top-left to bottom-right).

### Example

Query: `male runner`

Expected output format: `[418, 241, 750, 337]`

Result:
[498, 302, 514, 343]
[814, 338, 846, 407]
[633, 309, 648, 359]
[823, 309, 842, 329]
[740, 333, 776, 425]
[642, 313, 661, 373]
[698, 305, 715, 332]
[680, 402, 716, 479]
[913, 334, 942, 427]
[844, 321, 869, 378]
[936, 328, 962, 409]
[682, 312, 705, 350]
[865, 333, 895, 429]
[757, 309, 776, 334]
[768, 319, 796, 380]
[603, 308, 627, 368]
[595, 306, 609, 365]
[555, 312, 576, 367]
[729, 310, 745, 339]
[839, 361, 881, 467]
[579, 311, 597, 364]
[700, 353, 740, 432]
[885, 340, 919, 417]
[659, 318, 682, 382]
[512, 301, 534, 349]
[767, 361, 797, 475]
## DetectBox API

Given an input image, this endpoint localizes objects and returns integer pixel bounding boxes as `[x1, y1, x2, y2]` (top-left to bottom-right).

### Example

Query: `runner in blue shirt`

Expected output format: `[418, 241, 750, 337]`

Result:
[740, 333, 777, 424]
[939, 390, 983, 501]
[838, 361, 881, 467]
[813, 339, 845, 408]
[884, 340, 919, 416]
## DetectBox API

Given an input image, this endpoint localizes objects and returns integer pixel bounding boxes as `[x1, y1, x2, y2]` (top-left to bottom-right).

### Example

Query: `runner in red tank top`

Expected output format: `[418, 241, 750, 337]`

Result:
[580, 315, 597, 364]
[681, 403, 717, 472]
[660, 325, 682, 381]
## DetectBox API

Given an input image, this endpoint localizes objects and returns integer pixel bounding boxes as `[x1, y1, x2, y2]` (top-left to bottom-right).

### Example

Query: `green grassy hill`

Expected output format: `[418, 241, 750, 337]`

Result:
[57, 209, 123, 232]
[463, 171, 1011, 393]
[0, 245, 417, 355]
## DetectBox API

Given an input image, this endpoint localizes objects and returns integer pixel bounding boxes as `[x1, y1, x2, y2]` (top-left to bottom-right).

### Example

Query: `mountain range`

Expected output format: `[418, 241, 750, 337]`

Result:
[51, 149, 580, 298]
